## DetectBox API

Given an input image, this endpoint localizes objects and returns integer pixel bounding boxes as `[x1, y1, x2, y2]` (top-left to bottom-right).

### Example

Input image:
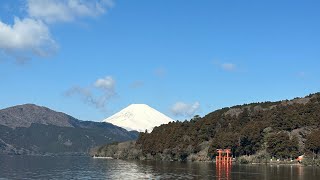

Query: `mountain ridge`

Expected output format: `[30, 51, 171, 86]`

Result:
[0, 104, 77, 128]
[0, 104, 138, 155]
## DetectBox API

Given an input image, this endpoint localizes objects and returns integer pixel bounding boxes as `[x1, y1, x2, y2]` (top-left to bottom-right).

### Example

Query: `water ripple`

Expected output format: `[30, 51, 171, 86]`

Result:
[0, 156, 319, 180]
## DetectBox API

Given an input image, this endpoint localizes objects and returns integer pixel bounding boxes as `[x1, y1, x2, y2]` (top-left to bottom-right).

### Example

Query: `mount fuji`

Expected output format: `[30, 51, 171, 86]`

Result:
[103, 104, 173, 132]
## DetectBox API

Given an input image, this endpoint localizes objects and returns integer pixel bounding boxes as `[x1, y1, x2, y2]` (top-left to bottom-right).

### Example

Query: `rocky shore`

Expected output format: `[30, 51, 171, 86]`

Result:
[92, 142, 320, 167]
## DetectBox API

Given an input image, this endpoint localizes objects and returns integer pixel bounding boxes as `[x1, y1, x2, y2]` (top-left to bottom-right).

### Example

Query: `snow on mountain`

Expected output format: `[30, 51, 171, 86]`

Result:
[103, 104, 173, 132]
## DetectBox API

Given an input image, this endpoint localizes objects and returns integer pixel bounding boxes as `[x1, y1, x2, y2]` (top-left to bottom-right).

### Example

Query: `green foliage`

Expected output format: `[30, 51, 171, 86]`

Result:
[270, 105, 314, 131]
[238, 157, 250, 164]
[238, 122, 264, 155]
[136, 93, 320, 161]
[208, 131, 240, 157]
[305, 130, 320, 154]
[302, 156, 320, 166]
[266, 132, 300, 159]
[0, 123, 137, 155]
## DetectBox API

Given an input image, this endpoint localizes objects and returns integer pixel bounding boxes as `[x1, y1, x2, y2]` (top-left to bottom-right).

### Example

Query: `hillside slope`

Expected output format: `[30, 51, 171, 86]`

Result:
[0, 104, 138, 155]
[0, 104, 76, 128]
[95, 93, 320, 161]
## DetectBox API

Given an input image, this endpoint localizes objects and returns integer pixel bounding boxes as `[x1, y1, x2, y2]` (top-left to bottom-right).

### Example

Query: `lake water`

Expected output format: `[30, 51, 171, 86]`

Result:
[0, 155, 319, 179]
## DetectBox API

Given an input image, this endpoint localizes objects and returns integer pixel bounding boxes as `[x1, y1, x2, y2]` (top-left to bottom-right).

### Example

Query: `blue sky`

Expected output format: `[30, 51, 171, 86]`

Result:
[0, 0, 319, 121]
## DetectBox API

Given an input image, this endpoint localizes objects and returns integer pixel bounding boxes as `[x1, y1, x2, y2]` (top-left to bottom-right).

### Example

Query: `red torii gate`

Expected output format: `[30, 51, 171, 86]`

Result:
[216, 149, 232, 164]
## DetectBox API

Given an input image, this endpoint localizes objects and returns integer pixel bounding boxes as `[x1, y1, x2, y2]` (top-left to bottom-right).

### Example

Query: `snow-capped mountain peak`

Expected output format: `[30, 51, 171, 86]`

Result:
[103, 104, 173, 132]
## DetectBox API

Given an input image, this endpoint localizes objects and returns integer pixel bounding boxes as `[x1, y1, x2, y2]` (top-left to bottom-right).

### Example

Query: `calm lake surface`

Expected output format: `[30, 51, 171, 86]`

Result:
[0, 155, 319, 179]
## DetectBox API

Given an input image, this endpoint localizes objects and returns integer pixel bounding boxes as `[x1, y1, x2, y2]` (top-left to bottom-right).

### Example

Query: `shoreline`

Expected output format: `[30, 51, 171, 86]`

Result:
[2, 154, 318, 167]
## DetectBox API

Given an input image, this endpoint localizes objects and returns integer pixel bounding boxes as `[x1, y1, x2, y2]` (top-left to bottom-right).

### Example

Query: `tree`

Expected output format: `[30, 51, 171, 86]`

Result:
[190, 115, 201, 123]
[267, 132, 300, 159]
[288, 135, 300, 159]
[305, 130, 320, 158]
[238, 108, 250, 125]
[239, 122, 264, 155]
[209, 131, 240, 158]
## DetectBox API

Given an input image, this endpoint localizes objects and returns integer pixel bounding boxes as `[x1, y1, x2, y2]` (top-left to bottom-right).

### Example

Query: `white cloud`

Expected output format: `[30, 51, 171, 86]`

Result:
[221, 63, 236, 71]
[65, 76, 116, 111]
[0, 17, 57, 60]
[27, 0, 114, 23]
[65, 86, 108, 109]
[170, 101, 200, 117]
[0, 0, 114, 61]
[94, 76, 115, 92]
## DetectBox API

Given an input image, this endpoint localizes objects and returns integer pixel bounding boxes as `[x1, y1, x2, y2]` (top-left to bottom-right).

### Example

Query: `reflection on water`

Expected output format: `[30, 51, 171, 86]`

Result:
[0, 155, 319, 179]
[216, 163, 232, 180]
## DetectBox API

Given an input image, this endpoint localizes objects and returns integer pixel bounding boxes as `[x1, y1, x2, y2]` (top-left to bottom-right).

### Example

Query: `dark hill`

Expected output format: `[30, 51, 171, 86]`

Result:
[94, 93, 320, 162]
[0, 104, 138, 155]
[0, 104, 76, 128]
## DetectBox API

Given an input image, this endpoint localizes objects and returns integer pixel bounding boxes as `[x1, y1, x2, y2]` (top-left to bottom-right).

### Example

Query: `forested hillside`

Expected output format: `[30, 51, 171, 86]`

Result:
[137, 93, 320, 160]
[0, 104, 138, 155]
[95, 93, 320, 162]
